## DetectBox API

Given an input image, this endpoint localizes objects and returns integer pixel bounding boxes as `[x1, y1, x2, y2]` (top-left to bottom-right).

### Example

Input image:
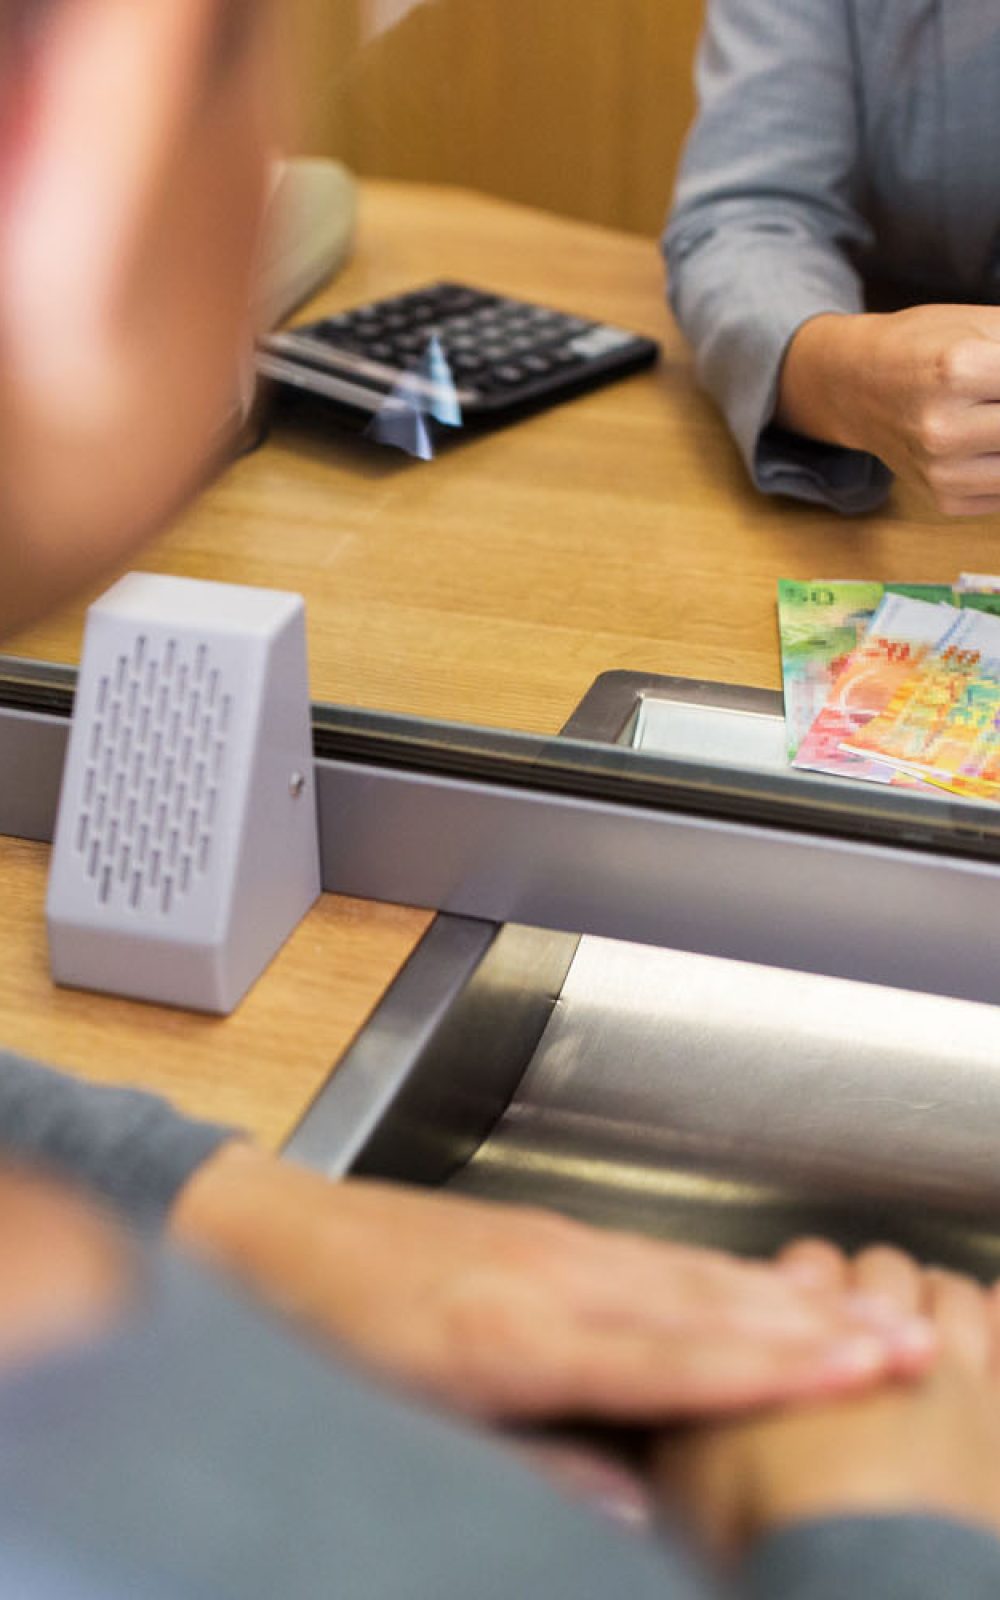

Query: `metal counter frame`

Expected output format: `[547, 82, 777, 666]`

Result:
[3, 664, 1000, 1009]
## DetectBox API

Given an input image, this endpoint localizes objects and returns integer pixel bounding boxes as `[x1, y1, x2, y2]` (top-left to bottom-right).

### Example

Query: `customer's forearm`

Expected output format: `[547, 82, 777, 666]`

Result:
[0, 1053, 238, 1229]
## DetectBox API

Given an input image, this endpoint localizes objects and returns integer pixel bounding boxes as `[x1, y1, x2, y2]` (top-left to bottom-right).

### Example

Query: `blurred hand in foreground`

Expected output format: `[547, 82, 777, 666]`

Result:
[0, 1165, 132, 1371]
[0, 0, 275, 635]
[655, 1239, 1000, 1557]
[171, 1144, 935, 1424]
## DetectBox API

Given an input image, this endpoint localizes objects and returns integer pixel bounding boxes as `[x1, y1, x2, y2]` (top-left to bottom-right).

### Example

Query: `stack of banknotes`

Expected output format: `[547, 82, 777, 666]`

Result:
[778, 574, 1000, 800]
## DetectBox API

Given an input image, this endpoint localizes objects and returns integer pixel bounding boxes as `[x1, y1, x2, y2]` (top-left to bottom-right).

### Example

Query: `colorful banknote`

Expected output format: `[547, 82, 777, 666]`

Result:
[955, 574, 1000, 594]
[955, 589, 1000, 620]
[791, 593, 957, 786]
[777, 579, 1000, 761]
[843, 608, 1000, 797]
[776, 579, 951, 758]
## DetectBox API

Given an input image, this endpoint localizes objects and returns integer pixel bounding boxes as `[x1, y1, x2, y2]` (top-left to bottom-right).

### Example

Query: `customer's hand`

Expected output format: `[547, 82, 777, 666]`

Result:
[170, 1144, 933, 1423]
[0, 1167, 133, 1372]
[654, 1241, 1000, 1557]
[0, 0, 274, 634]
[777, 305, 1000, 515]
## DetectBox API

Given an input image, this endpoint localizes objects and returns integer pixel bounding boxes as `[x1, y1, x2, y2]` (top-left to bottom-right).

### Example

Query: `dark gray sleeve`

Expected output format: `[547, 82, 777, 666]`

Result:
[0, 1255, 998, 1600]
[3, 1253, 1000, 1600]
[0, 1051, 237, 1229]
[745, 1513, 1000, 1599]
[0, 1253, 733, 1600]
[663, 0, 892, 514]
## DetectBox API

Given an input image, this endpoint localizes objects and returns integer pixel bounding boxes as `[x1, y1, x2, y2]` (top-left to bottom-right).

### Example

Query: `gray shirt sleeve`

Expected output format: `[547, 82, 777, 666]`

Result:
[663, 0, 892, 514]
[0, 1051, 236, 1229]
[0, 1254, 999, 1600]
[746, 1513, 1000, 1598]
[0, 1253, 732, 1600]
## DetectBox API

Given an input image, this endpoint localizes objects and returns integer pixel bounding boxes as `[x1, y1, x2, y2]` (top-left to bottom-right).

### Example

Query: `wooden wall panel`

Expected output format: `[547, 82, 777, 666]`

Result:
[287, 0, 704, 236]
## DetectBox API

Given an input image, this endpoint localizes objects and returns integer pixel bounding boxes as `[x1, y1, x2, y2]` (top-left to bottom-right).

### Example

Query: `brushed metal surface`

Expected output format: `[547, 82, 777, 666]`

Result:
[314, 757, 1000, 1008]
[634, 697, 789, 774]
[448, 936, 1000, 1275]
[297, 674, 1000, 1273]
[559, 671, 785, 743]
[285, 918, 578, 1181]
[0, 708, 67, 844]
[6, 669, 1000, 1008]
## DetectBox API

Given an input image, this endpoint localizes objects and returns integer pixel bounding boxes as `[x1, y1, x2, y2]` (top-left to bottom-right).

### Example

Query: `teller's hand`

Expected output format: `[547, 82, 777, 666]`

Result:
[171, 1144, 933, 1423]
[778, 304, 1000, 515]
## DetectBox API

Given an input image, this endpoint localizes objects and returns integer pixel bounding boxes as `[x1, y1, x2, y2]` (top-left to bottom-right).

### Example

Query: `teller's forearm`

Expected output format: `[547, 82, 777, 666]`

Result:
[775, 312, 883, 453]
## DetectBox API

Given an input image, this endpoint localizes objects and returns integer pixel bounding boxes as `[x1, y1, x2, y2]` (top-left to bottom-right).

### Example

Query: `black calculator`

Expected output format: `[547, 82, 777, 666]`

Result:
[257, 281, 659, 446]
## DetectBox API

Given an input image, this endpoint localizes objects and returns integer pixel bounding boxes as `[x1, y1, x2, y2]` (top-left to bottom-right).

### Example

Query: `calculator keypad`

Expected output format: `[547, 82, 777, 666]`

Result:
[259, 281, 658, 431]
[314, 285, 594, 391]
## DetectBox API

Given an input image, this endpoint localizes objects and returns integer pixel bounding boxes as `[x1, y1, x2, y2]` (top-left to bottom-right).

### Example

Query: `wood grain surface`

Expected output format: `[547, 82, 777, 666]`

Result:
[8, 182, 1000, 737]
[4, 182, 999, 1135]
[288, 0, 704, 236]
[0, 836, 431, 1150]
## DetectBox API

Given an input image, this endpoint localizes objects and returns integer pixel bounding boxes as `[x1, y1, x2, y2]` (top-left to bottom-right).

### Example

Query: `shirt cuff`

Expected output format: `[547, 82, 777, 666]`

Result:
[720, 290, 892, 516]
[667, 236, 892, 513]
[0, 1052, 239, 1230]
[754, 421, 893, 514]
[745, 1513, 1000, 1600]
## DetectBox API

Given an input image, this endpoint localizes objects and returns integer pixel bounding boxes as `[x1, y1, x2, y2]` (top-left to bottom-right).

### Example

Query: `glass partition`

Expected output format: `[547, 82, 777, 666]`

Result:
[5, 4, 1000, 862]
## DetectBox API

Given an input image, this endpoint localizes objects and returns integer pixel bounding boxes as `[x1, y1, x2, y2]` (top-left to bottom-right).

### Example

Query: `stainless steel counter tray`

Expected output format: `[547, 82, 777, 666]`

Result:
[285, 674, 1000, 1278]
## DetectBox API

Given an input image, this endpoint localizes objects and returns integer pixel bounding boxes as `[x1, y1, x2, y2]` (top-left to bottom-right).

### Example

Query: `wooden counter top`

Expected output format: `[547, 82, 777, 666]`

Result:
[4, 181, 998, 1136]
[0, 836, 431, 1151]
[10, 182, 998, 737]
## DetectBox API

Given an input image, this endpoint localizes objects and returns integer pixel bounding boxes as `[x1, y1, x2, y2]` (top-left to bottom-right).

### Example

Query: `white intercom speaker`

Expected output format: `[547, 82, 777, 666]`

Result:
[47, 574, 321, 1014]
